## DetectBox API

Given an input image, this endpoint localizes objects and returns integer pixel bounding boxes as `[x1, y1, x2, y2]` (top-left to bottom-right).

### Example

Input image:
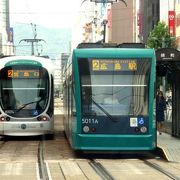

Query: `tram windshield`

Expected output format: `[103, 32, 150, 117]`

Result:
[0, 65, 49, 117]
[79, 58, 151, 116]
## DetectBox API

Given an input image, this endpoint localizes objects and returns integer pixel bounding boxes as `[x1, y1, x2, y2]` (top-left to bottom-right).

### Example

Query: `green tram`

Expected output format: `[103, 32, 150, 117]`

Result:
[63, 43, 156, 151]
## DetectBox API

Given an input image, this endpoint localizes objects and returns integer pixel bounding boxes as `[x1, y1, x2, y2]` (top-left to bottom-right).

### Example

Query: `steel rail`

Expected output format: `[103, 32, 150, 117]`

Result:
[89, 159, 115, 180]
[0, 137, 7, 149]
[143, 160, 180, 180]
[38, 141, 49, 180]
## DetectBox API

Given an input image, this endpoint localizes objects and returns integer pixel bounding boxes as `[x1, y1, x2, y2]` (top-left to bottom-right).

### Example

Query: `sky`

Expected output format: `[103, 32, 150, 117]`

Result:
[10, 0, 83, 28]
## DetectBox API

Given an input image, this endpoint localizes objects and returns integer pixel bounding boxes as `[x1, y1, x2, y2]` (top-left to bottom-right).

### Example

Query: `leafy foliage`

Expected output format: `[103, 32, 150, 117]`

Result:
[147, 22, 176, 49]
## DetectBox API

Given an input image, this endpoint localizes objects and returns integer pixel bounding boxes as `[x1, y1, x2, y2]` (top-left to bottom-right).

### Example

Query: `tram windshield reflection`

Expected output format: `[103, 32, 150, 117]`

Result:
[0, 66, 49, 117]
[79, 58, 151, 117]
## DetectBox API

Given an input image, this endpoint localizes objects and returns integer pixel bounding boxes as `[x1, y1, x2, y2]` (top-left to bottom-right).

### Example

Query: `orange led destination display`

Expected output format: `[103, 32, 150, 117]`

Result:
[7, 69, 39, 78]
[92, 59, 137, 71]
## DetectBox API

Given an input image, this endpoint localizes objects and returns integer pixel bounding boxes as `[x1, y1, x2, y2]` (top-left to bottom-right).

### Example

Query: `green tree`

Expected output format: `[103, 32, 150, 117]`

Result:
[147, 21, 176, 49]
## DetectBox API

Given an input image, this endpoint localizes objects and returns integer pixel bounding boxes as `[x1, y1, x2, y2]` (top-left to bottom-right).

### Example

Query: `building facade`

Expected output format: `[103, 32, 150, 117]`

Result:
[139, 0, 159, 44]
[0, 0, 14, 55]
[158, 0, 180, 49]
[71, 1, 104, 48]
[71, 0, 180, 49]
[139, 0, 180, 47]
[108, 0, 138, 43]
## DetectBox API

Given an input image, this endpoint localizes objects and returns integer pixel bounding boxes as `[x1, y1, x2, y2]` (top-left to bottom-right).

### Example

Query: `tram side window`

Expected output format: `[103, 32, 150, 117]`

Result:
[72, 77, 76, 116]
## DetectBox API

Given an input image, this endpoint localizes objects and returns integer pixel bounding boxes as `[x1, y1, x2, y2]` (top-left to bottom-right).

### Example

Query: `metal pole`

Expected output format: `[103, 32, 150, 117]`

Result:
[102, 20, 108, 43]
[162, 37, 166, 95]
[19, 39, 46, 56]
[103, 24, 106, 43]
[31, 42, 34, 55]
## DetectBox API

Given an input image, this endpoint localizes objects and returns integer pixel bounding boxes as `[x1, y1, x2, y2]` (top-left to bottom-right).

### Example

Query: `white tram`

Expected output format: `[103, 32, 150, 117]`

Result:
[0, 56, 54, 136]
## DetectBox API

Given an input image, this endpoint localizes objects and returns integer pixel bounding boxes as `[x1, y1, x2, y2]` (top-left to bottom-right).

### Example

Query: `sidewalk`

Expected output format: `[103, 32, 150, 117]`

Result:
[157, 132, 180, 162]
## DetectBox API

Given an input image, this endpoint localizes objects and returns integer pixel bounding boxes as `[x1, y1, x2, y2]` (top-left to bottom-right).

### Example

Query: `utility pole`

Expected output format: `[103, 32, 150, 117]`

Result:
[19, 39, 46, 55]
[19, 23, 46, 55]
[102, 19, 108, 43]
[81, 0, 127, 43]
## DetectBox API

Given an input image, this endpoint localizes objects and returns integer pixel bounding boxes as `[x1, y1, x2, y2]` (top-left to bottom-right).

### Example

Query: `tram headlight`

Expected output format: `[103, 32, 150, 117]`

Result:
[0, 116, 10, 121]
[37, 116, 48, 121]
[42, 116, 48, 121]
[6, 117, 10, 121]
[37, 116, 41, 121]
[140, 126, 147, 133]
[83, 126, 90, 133]
[0, 116, 5, 121]
[134, 127, 140, 132]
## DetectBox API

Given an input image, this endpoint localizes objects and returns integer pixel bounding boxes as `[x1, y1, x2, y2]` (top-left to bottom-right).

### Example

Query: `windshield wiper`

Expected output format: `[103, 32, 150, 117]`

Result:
[91, 98, 117, 123]
[16, 98, 47, 112]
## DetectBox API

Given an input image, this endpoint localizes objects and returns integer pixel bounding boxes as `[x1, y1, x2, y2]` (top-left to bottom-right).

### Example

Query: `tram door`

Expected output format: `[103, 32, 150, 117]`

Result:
[156, 48, 180, 138]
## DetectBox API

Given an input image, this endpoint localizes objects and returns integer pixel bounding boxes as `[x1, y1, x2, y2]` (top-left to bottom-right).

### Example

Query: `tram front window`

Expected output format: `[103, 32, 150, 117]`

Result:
[0, 66, 49, 117]
[79, 59, 151, 117]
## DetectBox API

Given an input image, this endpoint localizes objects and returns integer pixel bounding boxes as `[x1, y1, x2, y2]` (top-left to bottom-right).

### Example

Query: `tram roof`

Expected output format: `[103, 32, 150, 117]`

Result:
[76, 42, 146, 48]
[0, 55, 54, 73]
[73, 47, 155, 59]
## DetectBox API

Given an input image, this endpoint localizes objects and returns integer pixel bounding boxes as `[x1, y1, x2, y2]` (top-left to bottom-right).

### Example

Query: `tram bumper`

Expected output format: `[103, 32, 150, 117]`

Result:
[0, 121, 54, 136]
[73, 134, 156, 151]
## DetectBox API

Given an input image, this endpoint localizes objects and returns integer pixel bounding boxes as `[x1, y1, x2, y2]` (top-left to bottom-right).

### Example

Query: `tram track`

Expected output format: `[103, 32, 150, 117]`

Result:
[0, 116, 179, 180]
[0, 134, 179, 179]
[143, 159, 180, 180]
[38, 140, 50, 180]
[89, 159, 115, 180]
[0, 137, 7, 149]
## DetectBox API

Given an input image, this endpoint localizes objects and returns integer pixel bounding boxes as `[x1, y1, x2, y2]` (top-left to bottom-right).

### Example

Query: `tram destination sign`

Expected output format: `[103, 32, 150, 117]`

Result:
[7, 69, 40, 78]
[92, 59, 137, 71]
